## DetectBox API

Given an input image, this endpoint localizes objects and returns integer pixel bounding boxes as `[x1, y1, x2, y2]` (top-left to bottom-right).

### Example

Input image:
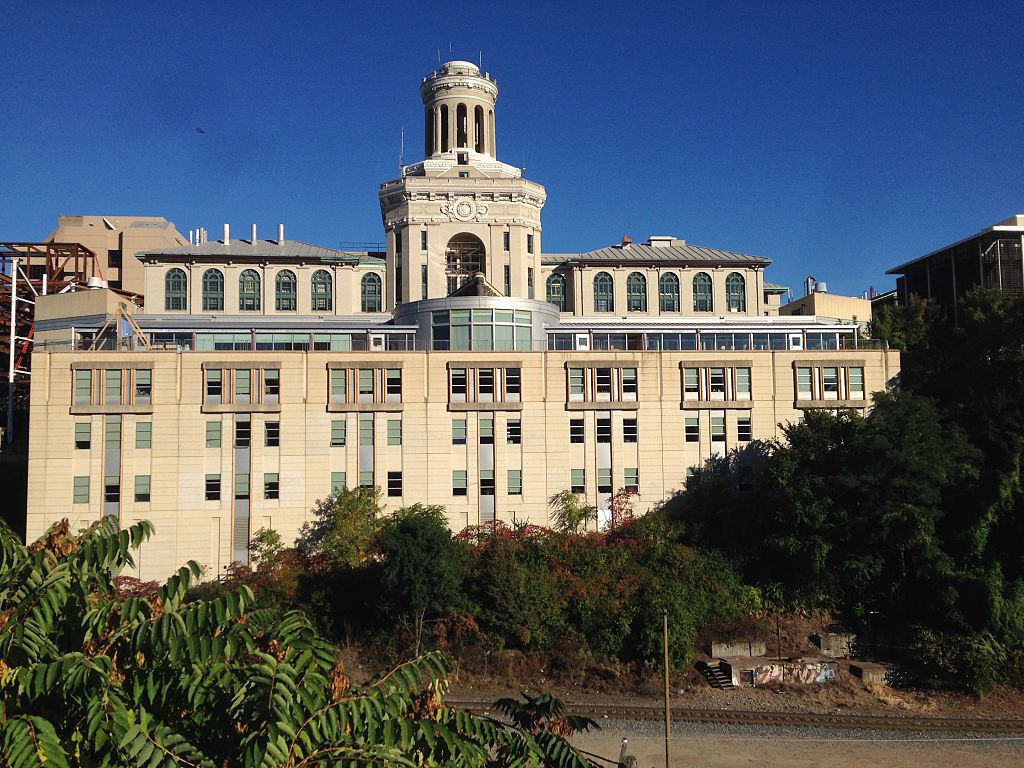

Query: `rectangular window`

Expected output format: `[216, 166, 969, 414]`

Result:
[385, 369, 402, 399]
[234, 369, 252, 403]
[104, 419, 120, 448]
[504, 265, 511, 296]
[265, 420, 280, 447]
[597, 467, 612, 493]
[359, 417, 374, 446]
[569, 418, 585, 443]
[596, 368, 612, 396]
[797, 367, 812, 398]
[358, 369, 374, 399]
[235, 473, 250, 499]
[331, 472, 347, 493]
[506, 418, 521, 444]
[421, 264, 428, 300]
[480, 469, 495, 496]
[622, 368, 638, 398]
[104, 369, 122, 404]
[420, 230, 428, 250]
[503, 231, 510, 251]
[264, 369, 280, 402]
[709, 368, 726, 396]
[685, 416, 699, 443]
[235, 419, 251, 448]
[737, 414, 753, 442]
[205, 474, 221, 501]
[597, 417, 612, 443]
[206, 369, 223, 403]
[451, 368, 468, 400]
[453, 470, 468, 496]
[849, 366, 865, 398]
[264, 473, 280, 500]
[823, 367, 839, 396]
[387, 471, 403, 497]
[683, 368, 699, 398]
[330, 369, 347, 403]
[624, 467, 639, 493]
[711, 413, 726, 442]
[735, 368, 751, 399]
[568, 368, 585, 398]
[527, 234, 534, 254]
[134, 369, 151, 403]
[479, 417, 494, 445]
[508, 469, 522, 495]
[206, 420, 221, 448]
[478, 368, 495, 397]
[74, 422, 91, 450]
[331, 419, 347, 446]
[623, 417, 638, 443]
[505, 368, 521, 396]
[452, 418, 467, 445]
[104, 475, 120, 504]
[527, 267, 535, 299]
[359, 470, 374, 488]
[74, 369, 92, 404]
[73, 476, 89, 503]
[387, 418, 402, 445]
[134, 475, 151, 503]
[135, 421, 152, 449]
[570, 468, 585, 494]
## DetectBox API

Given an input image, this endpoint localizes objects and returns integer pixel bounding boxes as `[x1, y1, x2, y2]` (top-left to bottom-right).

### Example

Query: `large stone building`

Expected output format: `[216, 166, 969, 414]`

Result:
[26, 61, 900, 579]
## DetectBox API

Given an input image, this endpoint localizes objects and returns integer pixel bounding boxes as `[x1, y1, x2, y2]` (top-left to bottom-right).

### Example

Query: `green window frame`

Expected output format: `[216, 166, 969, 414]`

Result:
[570, 468, 585, 493]
[849, 366, 864, 397]
[234, 473, 250, 500]
[568, 367, 585, 397]
[164, 268, 187, 311]
[624, 467, 639, 493]
[135, 421, 152, 449]
[711, 414, 726, 441]
[361, 273, 382, 312]
[387, 418, 402, 445]
[264, 473, 280, 499]
[725, 272, 746, 312]
[330, 369, 347, 403]
[683, 368, 699, 396]
[359, 470, 373, 488]
[331, 472, 347, 493]
[265, 421, 280, 447]
[202, 268, 224, 311]
[104, 369, 122, 404]
[206, 420, 221, 448]
[685, 416, 699, 443]
[134, 475, 151, 503]
[594, 272, 613, 312]
[693, 272, 713, 312]
[597, 467, 611, 493]
[104, 419, 120, 448]
[74, 422, 91, 449]
[735, 367, 751, 397]
[311, 269, 333, 311]
[479, 418, 494, 444]
[797, 367, 813, 396]
[452, 470, 468, 495]
[659, 273, 680, 312]
[235, 369, 252, 401]
[737, 414, 753, 442]
[452, 419, 467, 445]
[205, 474, 221, 501]
[73, 476, 89, 503]
[275, 270, 297, 311]
[626, 272, 647, 312]
[134, 369, 151, 403]
[507, 469, 522, 495]
[239, 269, 261, 311]
[330, 419, 347, 447]
[359, 417, 374, 446]
[74, 369, 92, 404]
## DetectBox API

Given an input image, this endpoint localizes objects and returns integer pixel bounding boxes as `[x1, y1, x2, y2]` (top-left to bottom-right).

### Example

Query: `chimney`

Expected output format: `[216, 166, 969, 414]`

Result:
[277, 223, 285, 242]
[251, 223, 257, 242]
[189, 229, 194, 245]
[621, 235, 632, 246]
[223, 223, 230, 245]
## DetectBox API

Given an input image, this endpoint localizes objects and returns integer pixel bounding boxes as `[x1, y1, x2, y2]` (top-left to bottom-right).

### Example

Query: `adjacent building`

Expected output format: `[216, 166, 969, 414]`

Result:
[26, 61, 900, 579]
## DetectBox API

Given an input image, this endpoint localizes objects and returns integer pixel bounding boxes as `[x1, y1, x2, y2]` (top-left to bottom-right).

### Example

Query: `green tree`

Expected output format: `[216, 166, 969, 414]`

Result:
[548, 490, 597, 535]
[0, 517, 596, 767]
[296, 485, 382, 570]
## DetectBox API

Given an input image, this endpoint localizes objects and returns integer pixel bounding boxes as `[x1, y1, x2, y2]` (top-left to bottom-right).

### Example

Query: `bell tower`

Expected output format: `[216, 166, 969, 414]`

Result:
[378, 61, 546, 306]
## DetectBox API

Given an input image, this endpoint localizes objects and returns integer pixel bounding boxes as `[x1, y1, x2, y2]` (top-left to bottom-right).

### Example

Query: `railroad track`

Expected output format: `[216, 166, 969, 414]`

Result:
[446, 700, 1024, 734]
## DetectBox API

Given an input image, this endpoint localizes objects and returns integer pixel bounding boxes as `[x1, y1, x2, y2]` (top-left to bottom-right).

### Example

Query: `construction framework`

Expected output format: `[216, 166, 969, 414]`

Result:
[0, 242, 102, 448]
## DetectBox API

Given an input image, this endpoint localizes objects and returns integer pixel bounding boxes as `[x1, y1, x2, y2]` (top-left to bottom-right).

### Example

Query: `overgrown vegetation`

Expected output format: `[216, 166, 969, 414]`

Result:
[0, 517, 596, 767]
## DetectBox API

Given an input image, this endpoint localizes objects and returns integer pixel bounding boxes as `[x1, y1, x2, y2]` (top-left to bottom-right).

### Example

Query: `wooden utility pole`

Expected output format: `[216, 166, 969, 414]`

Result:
[663, 610, 671, 768]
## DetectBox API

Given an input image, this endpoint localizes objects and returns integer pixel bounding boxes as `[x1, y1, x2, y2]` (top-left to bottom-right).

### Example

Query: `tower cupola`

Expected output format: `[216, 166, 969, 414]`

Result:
[420, 61, 498, 159]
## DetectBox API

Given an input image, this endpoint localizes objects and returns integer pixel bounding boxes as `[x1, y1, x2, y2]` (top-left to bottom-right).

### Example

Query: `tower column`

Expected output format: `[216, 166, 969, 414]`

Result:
[433, 108, 441, 157]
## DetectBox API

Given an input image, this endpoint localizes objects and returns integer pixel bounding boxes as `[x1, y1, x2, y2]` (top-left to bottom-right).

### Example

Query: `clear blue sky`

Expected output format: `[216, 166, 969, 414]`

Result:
[3, 1, 1022, 297]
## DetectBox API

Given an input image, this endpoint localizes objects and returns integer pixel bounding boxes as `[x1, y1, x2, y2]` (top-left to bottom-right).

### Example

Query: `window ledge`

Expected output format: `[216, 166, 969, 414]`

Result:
[70, 404, 154, 415]
[565, 401, 640, 411]
[680, 401, 754, 410]
[448, 402, 524, 412]
[794, 399, 868, 409]
[201, 403, 282, 414]
[326, 402, 404, 413]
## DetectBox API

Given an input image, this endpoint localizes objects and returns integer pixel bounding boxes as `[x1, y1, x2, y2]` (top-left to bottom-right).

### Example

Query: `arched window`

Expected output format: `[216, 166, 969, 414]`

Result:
[456, 103, 468, 147]
[440, 105, 449, 152]
[726, 272, 746, 312]
[361, 273, 382, 312]
[474, 105, 485, 153]
[693, 272, 713, 312]
[546, 273, 567, 311]
[626, 272, 647, 312]
[239, 269, 261, 311]
[594, 272, 614, 312]
[164, 268, 187, 311]
[275, 270, 297, 311]
[659, 273, 680, 312]
[201, 268, 224, 311]
[311, 269, 332, 312]
[445, 233, 486, 294]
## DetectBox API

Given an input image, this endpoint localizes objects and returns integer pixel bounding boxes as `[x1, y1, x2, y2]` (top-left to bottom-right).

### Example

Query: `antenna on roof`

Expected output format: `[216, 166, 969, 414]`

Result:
[399, 127, 405, 170]
[479, 50, 482, 69]
[449, 42, 452, 56]
[437, 48, 441, 66]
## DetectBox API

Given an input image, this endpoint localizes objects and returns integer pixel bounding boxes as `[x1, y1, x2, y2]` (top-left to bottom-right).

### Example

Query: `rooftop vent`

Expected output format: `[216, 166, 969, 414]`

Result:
[621, 235, 633, 247]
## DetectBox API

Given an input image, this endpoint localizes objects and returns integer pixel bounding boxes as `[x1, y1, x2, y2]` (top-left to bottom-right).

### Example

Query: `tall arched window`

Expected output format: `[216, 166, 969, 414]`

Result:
[361, 273, 382, 312]
[275, 270, 297, 311]
[164, 268, 187, 311]
[626, 272, 647, 312]
[201, 268, 224, 311]
[546, 273, 567, 311]
[440, 105, 449, 152]
[594, 272, 614, 312]
[659, 273, 680, 312]
[726, 272, 746, 312]
[445, 233, 486, 294]
[239, 269, 261, 311]
[693, 272, 713, 312]
[311, 269, 332, 312]
[456, 103, 468, 147]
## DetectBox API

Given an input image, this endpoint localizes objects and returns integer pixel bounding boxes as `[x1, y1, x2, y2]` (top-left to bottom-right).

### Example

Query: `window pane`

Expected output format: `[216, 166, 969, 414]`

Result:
[135, 421, 152, 449]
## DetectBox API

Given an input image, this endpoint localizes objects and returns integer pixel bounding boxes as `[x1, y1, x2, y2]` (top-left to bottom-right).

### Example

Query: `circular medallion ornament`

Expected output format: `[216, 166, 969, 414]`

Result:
[442, 196, 488, 222]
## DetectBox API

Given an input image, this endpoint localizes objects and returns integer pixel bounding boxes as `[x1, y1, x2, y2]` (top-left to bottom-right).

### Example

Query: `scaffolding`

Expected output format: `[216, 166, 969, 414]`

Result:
[981, 238, 1024, 295]
[0, 242, 102, 449]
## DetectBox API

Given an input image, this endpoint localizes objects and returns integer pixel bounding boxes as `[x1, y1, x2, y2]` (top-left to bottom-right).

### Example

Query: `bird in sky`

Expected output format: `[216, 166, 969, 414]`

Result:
[196, 128, 205, 134]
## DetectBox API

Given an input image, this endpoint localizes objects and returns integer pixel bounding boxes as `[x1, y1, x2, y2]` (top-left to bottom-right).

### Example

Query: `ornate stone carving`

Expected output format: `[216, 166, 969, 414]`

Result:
[442, 196, 489, 222]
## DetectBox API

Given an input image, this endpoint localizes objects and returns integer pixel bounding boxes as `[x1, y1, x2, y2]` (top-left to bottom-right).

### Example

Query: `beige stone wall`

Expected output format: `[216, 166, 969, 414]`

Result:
[26, 347, 898, 580]
[781, 293, 872, 325]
